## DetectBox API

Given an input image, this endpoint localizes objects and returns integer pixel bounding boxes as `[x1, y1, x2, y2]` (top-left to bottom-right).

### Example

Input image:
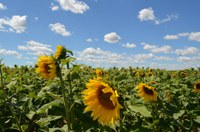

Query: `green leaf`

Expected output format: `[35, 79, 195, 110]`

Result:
[49, 125, 68, 132]
[173, 110, 185, 119]
[36, 100, 61, 114]
[28, 92, 38, 99]
[36, 116, 62, 127]
[26, 111, 36, 120]
[61, 57, 76, 65]
[194, 116, 200, 123]
[128, 104, 152, 117]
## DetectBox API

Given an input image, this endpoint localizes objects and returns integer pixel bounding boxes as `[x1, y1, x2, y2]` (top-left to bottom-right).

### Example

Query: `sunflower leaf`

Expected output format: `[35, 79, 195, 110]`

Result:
[173, 110, 185, 119]
[128, 104, 152, 117]
[194, 116, 200, 123]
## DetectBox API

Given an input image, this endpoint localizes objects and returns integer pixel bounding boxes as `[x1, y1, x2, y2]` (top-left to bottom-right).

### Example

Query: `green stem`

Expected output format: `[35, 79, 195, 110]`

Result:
[58, 66, 72, 130]
[66, 62, 74, 129]
[0, 62, 23, 132]
[66, 63, 72, 95]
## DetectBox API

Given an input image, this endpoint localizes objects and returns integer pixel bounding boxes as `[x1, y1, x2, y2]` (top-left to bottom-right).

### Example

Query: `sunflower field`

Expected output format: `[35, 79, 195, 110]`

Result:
[0, 45, 200, 132]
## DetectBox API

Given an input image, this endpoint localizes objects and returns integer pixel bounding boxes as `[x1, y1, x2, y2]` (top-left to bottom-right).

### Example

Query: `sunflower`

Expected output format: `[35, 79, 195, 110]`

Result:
[54, 45, 66, 60]
[35, 56, 57, 80]
[95, 68, 102, 77]
[136, 83, 157, 102]
[82, 78, 123, 125]
[194, 81, 200, 92]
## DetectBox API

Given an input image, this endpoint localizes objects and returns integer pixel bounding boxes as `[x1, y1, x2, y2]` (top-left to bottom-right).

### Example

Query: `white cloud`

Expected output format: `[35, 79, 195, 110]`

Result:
[0, 3, 7, 10]
[175, 47, 199, 55]
[177, 56, 200, 63]
[56, 0, 89, 14]
[188, 32, 200, 42]
[0, 49, 22, 58]
[75, 47, 177, 68]
[177, 32, 189, 37]
[164, 32, 200, 42]
[52, 6, 59, 11]
[151, 45, 172, 53]
[104, 32, 121, 43]
[122, 43, 136, 48]
[154, 56, 172, 61]
[86, 38, 93, 42]
[135, 53, 154, 60]
[0, 15, 27, 33]
[155, 14, 178, 25]
[141, 42, 156, 50]
[138, 7, 155, 21]
[49, 23, 71, 36]
[164, 35, 179, 40]
[141, 43, 172, 53]
[18, 40, 53, 55]
[138, 7, 178, 25]
[76, 47, 124, 66]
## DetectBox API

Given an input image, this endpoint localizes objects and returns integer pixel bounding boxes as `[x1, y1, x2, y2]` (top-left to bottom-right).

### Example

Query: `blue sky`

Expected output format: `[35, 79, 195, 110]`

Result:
[0, 0, 200, 70]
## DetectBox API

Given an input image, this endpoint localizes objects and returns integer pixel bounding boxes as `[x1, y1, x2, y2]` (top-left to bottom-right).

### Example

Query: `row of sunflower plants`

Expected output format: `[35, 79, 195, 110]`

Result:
[0, 45, 200, 131]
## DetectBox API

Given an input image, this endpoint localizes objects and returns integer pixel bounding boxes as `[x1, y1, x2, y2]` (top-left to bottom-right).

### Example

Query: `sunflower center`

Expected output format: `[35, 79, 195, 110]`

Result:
[44, 63, 51, 74]
[196, 83, 200, 89]
[97, 86, 116, 110]
[143, 86, 154, 95]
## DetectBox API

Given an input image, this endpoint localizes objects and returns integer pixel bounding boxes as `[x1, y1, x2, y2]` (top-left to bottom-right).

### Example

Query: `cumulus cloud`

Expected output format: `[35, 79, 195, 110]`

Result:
[154, 56, 172, 61]
[188, 32, 200, 42]
[122, 43, 136, 48]
[138, 7, 155, 21]
[164, 32, 200, 42]
[0, 49, 22, 58]
[75, 47, 173, 68]
[141, 42, 172, 53]
[177, 56, 200, 63]
[151, 45, 172, 53]
[135, 53, 154, 60]
[138, 7, 178, 25]
[0, 3, 7, 10]
[104, 32, 121, 43]
[175, 47, 199, 56]
[141, 42, 156, 50]
[18, 40, 53, 55]
[55, 0, 89, 14]
[49, 23, 71, 36]
[0, 15, 27, 33]
[164, 35, 179, 40]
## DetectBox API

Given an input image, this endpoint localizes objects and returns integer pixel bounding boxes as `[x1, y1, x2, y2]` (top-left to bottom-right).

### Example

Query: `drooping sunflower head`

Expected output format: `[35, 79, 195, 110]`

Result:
[54, 45, 66, 60]
[35, 56, 57, 80]
[194, 81, 200, 92]
[136, 83, 157, 102]
[82, 78, 123, 126]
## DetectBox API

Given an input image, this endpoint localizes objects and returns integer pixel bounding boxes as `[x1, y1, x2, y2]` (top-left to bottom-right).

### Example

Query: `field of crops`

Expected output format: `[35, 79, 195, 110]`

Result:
[0, 46, 200, 132]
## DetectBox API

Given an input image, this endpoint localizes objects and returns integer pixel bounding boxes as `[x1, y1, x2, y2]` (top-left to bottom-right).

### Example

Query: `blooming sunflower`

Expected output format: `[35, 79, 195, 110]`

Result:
[194, 81, 200, 92]
[35, 56, 57, 80]
[54, 45, 66, 60]
[136, 83, 157, 102]
[82, 78, 123, 125]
